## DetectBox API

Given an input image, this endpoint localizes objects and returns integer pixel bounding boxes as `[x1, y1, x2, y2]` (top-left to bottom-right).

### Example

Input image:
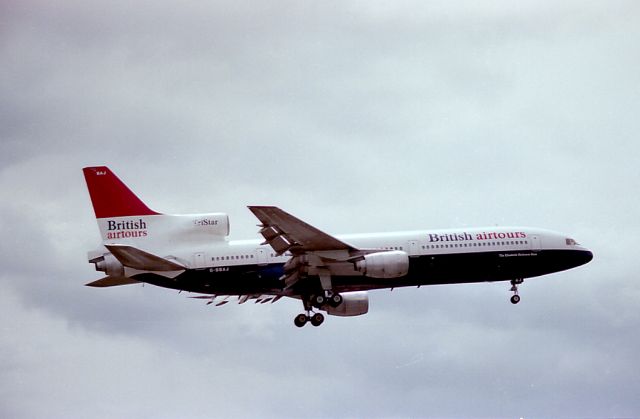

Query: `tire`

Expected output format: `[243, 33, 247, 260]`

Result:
[313, 295, 326, 307]
[294, 313, 308, 327]
[510, 295, 521, 304]
[310, 313, 325, 327]
[329, 293, 343, 307]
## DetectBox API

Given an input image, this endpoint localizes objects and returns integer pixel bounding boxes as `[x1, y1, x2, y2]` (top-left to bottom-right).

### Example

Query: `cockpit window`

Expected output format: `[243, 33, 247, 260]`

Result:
[566, 238, 579, 246]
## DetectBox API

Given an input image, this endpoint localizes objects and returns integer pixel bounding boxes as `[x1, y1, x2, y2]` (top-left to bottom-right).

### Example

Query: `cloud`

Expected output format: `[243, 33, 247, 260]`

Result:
[1, 0, 640, 417]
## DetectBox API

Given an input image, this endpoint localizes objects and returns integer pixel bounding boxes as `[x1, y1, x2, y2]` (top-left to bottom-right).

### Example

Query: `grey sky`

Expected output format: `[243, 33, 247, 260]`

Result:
[1, 0, 639, 417]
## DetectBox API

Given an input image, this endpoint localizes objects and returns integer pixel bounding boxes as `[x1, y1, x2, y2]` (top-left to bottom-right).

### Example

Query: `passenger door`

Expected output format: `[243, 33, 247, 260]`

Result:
[256, 248, 268, 266]
[193, 252, 206, 269]
[530, 235, 541, 251]
[408, 240, 420, 257]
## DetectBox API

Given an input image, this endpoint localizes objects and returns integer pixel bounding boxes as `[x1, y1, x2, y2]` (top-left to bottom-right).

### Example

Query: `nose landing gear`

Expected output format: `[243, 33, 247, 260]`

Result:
[510, 279, 523, 304]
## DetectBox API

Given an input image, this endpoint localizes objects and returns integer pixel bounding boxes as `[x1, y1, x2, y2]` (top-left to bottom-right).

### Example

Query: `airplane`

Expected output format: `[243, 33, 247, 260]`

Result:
[83, 166, 593, 327]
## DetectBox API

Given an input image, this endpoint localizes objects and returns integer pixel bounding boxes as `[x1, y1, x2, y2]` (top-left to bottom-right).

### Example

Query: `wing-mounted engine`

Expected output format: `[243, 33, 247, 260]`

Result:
[325, 291, 369, 317]
[354, 250, 409, 279]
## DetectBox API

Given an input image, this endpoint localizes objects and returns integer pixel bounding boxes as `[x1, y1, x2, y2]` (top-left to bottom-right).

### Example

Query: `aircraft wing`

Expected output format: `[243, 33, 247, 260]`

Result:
[248, 206, 375, 292]
[248, 206, 358, 255]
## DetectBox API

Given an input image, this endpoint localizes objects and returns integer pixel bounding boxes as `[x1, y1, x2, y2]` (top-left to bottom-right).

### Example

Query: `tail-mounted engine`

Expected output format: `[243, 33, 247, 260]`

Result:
[90, 253, 124, 277]
[355, 250, 409, 279]
[189, 213, 230, 237]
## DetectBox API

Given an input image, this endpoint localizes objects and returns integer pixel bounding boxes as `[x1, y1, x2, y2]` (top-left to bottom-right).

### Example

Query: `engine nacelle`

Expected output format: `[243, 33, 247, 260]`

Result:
[355, 250, 409, 279]
[325, 292, 369, 317]
[186, 213, 230, 237]
[92, 253, 124, 277]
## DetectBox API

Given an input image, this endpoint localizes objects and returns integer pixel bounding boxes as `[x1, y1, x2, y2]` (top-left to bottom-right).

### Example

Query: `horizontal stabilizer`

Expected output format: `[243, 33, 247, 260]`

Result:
[86, 276, 140, 287]
[105, 244, 186, 271]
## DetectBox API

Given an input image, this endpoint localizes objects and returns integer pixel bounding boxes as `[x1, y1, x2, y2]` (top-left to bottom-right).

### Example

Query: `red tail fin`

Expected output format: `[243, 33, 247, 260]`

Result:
[83, 166, 160, 218]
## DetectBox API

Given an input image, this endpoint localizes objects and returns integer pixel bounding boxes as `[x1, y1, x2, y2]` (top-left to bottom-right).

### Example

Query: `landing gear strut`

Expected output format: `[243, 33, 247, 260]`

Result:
[510, 279, 523, 304]
[294, 270, 343, 328]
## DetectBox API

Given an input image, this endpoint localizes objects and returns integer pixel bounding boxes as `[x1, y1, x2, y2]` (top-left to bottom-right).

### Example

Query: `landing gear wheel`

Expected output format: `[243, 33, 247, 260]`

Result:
[294, 313, 309, 328]
[310, 312, 325, 327]
[509, 279, 523, 305]
[329, 293, 343, 307]
[312, 294, 326, 307]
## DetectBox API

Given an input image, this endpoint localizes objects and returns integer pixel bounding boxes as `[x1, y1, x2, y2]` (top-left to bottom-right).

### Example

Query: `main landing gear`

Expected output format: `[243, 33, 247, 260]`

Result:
[294, 312, 325, 327]
[310, 292, 343, 308]
[293, 292, 343, 328]
[510, 279, 523, 304]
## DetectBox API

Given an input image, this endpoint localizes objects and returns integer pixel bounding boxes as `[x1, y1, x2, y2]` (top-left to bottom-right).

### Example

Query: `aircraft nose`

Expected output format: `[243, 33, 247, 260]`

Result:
[580, 249, 594, 266]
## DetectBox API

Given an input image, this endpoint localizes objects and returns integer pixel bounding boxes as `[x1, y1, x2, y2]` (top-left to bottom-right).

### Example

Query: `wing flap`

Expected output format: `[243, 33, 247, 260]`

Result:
[189, 294, 285, 306]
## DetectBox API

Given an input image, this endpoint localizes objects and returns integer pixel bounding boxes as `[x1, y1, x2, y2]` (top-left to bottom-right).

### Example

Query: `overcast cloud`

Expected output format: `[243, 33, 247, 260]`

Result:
[1, 0, 639, 417]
